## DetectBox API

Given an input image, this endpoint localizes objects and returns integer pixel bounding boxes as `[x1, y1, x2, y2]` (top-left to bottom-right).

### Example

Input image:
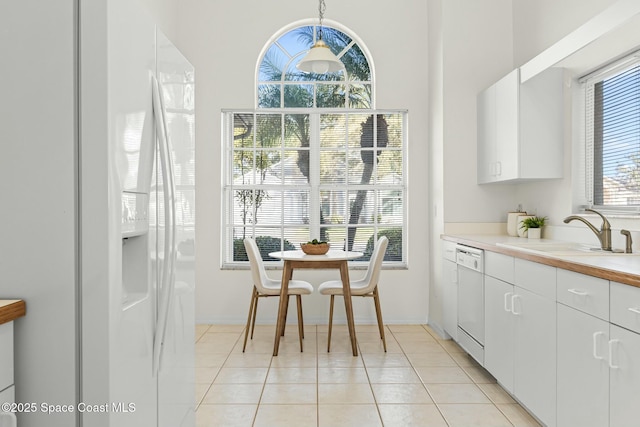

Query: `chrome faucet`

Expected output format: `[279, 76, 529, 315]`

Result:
[621, 230, 633, 254]
[563, 208, 612, 251]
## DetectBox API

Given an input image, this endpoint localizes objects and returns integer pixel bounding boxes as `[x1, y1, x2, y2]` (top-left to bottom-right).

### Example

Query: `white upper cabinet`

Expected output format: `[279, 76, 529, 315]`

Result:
[477, 67, 564, 184]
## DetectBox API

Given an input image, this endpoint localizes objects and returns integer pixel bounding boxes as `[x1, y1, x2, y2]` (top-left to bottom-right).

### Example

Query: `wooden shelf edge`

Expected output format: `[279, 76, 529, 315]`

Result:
[0, 300, 26, 326]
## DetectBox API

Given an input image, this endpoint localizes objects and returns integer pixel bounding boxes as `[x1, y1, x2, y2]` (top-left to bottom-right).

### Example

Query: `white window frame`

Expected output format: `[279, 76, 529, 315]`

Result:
[221, 108, 408, 268]
[577, 50, 640, 215]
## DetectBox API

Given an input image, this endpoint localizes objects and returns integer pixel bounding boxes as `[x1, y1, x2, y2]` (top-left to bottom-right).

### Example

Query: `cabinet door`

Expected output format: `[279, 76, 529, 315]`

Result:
[513, 286, 556, 427]
[610, 324, 640, 427]
[477, 84, 496, 184]
[0, 323, 13, 393]
[495, 69, 519, 181]
[442, 258, 458, 340]
[484, 276, 514, 393]
[557, 304, 609, 427]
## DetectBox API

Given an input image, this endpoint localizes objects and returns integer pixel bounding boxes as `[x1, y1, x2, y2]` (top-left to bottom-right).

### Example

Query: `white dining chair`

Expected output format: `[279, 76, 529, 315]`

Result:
[318, 236, 389, 352]
[243, 238, 313, 352]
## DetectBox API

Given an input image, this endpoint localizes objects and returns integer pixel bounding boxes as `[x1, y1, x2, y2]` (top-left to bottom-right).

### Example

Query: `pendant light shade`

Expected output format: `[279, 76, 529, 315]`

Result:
[297, 40, 343, 74]
[297, 0, 344, 74]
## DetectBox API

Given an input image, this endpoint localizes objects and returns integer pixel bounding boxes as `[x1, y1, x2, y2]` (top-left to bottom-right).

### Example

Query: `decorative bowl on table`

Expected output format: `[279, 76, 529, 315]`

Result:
[300, 240, 330, 255]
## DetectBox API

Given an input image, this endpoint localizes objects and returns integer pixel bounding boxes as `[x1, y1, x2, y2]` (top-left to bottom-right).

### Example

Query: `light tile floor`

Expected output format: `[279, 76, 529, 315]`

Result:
[195, 324, 541, 427]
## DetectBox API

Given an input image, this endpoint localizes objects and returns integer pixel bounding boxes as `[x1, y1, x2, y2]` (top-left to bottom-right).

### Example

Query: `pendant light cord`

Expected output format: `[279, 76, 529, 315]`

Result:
[318, 0, 326, 40]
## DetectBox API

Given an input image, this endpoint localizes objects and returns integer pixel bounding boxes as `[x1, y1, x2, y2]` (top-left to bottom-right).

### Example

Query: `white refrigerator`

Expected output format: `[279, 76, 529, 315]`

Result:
[0, 1, 195, 426]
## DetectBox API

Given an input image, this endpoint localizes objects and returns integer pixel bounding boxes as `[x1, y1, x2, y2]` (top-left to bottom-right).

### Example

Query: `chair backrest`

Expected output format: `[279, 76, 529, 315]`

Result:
[360, 236, 389, 293]
[244, 238, 272, 293]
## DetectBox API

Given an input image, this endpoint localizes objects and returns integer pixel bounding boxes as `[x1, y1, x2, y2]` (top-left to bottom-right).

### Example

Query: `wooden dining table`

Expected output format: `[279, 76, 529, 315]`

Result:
[268, 249, 364, 357]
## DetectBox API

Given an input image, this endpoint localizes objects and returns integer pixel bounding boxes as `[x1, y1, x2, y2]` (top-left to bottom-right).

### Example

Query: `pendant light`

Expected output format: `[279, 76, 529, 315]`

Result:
[297, 0, 344, 74]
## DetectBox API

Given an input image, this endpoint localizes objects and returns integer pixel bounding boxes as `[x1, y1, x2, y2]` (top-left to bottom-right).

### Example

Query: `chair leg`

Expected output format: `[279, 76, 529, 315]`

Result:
[282, 295, 289, 336]
[243, 287, 258, 352]
[373, 287, 387, 352]
[327, 294, 335, 352]
[297, 295, 305, 339]
[296, 295, 304, 352]
[250, 293, 259, 339]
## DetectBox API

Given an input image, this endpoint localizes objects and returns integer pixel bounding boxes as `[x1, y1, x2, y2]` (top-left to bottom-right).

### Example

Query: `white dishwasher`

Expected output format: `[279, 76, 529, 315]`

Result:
[456, 245, 484, 364]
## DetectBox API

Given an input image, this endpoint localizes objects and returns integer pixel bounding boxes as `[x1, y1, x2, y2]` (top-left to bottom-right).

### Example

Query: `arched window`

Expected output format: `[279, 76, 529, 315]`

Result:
[222, 22, 407, 268]
[256, 23, 373, 109]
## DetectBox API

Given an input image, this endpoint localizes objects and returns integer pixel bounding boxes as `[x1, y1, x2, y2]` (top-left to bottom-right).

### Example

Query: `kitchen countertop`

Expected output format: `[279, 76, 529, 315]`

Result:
[0, 300, 26, 325]
[442, 234, 640, 288]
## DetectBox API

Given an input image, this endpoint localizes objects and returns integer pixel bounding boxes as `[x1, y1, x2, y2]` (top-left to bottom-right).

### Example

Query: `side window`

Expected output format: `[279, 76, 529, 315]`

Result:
[585, 59, 640, 209]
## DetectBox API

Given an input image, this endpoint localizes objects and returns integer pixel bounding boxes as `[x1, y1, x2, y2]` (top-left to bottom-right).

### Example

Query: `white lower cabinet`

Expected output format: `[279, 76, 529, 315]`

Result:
[484, 259, 556, 427]
[555, 271, 640, 427]
[484, 276, 515, 393]
[556, 270, 610, 427]
[0, 322, 14, 395]
[609, 280, 640, 427]
[558, 312, 640, 427]
[557, 303, 609, 427]
[0, 322, 15, 426]
[609, 324, 640, 427]
[512, 286, 556, 427]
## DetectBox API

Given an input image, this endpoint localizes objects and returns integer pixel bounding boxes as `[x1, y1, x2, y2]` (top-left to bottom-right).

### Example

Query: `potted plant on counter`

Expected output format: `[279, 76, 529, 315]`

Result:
[520, 216, 547, 239]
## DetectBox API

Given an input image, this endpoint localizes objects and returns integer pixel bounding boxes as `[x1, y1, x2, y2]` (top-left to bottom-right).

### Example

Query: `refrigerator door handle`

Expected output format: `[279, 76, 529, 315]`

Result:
[152, 76, 177, 376]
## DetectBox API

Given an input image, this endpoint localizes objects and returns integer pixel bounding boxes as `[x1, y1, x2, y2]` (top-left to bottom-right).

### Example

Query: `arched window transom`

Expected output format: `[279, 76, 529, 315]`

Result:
[257, 25, 373, 109]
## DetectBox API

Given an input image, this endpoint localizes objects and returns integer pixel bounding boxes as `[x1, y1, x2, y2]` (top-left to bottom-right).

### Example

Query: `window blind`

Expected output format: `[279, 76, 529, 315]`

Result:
[585, 54, 640, 209]
[222, 110, 407, 267]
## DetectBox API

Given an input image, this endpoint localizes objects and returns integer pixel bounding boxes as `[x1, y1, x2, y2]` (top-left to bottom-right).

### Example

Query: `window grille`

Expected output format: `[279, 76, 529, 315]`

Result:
[222, 110, 407, 267]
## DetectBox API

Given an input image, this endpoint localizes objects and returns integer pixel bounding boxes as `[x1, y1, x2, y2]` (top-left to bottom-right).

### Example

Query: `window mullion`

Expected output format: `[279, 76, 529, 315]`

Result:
[280, 113, 286, 246]
[344, 112, 350, 244]
[309, 113, 321, 239]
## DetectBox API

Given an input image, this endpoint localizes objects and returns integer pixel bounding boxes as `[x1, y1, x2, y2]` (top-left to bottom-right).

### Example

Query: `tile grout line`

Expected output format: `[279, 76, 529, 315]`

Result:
[360, 326, 386, 427]
[399, 325, 454, 427]
[316, 325, 320, 427]
[418, 324, 518, 427]
[250, 324, 271, 427]
[194, 325, 224, 412]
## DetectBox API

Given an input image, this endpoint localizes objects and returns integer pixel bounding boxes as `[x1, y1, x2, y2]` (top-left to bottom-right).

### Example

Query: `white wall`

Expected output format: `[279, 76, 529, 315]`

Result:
[512, 0, 616, 68]
[177, 0, 430, 324]
[427, 0, 515, 333]
[1, 3, 78, 425]
[437, 0, 621, 228]
[441, 0, 517, 225]
[511, 0, 616, 227]
[435, 0, 637, 232]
